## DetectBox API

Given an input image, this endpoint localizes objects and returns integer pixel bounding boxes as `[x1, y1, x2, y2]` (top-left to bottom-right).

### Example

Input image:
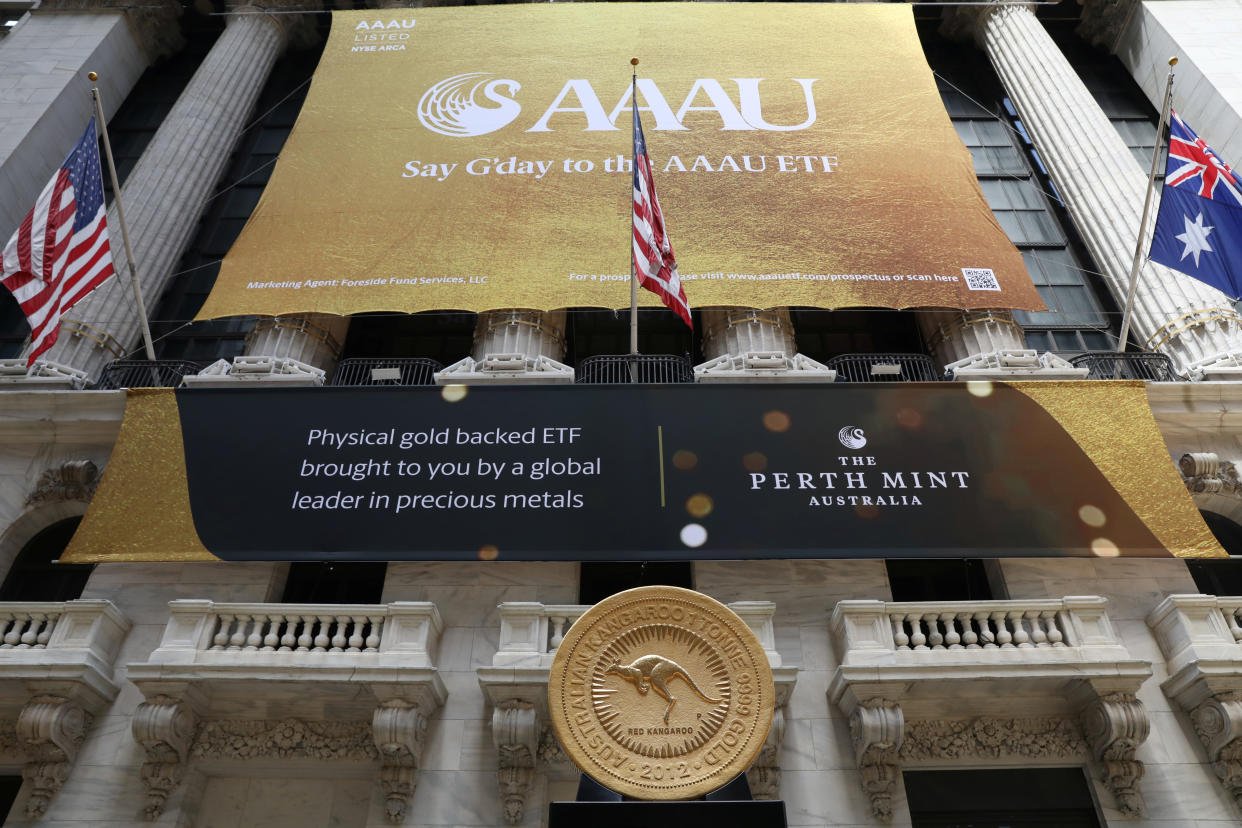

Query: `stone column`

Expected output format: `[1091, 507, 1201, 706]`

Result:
[694, 309, 835, 382]
[36, 1, 317, 382]
[435, 310, 574, 384]
[918, 310, 1086, 380]
[943, 2, 1242, 379]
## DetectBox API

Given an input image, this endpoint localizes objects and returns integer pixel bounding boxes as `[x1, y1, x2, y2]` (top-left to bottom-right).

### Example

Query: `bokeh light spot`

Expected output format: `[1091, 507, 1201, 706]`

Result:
[896, 408, 923, 429]
[672, 450, 698, 471]
[855, 505, 880, 520]
[763, 410, 791, 432]
[680, 524, 707, 548]
[742, 452, 768, 472]
[966, 381, 994, 398]
[441, 384, 468, 403]
[478, 545, 499, 561]
[1091, 538, 1120, 557]
[686, 493, 714, 518]
[1078, 505, 1107, 528]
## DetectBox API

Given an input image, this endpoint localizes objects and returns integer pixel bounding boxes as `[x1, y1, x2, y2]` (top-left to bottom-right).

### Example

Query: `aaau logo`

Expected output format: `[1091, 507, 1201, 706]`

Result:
[356, 19, 416, 30]
[416, 74, 818, 138]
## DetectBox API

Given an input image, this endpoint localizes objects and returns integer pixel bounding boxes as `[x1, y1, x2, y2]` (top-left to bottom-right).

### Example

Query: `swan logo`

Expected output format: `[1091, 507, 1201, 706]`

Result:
[838, 427, 867, 450]
[418, 73, 522, 138]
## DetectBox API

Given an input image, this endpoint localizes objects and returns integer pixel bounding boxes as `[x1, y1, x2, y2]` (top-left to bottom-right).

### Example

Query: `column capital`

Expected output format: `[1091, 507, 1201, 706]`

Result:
[37, 0, 184, 61]
[938, 1, 1036, 49]
[1077, 0, 1139, 53]
[226, 0, 323, 50]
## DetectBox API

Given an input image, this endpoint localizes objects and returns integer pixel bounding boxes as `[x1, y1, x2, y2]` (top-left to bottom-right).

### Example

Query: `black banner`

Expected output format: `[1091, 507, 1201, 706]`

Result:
[172, 384, 1166, 561]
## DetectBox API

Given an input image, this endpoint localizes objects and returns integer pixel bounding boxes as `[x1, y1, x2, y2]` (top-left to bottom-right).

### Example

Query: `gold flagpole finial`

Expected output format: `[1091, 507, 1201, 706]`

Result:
[630, 58, 639, 67]
[1168, 56, 1178, 66]
[87, 71, 98, 83]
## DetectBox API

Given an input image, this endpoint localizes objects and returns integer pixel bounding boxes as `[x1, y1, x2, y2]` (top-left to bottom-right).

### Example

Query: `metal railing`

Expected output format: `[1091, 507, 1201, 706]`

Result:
[824, 353, 941, 382]
[96, 360, 203, 389]
[1069, 351, 1183, 381]
[575, 354, 695, 384]
[330, 357, 442, 387]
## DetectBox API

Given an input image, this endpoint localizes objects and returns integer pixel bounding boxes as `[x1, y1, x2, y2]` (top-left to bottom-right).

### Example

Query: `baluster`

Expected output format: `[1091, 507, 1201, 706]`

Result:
[229, 614, 249, 649]
[1044, 611, 1064, 646]
[20, 614, 43, 647]
[0, 614, 12, 648]
[943, 613, 962, 648]
[331, 615, 348, 650]
[280, 615, 297, 650]
[1230, 609, 1242, 643]
[35, 614, 55, 647]
[927, 613, 945, 649]
[995, 612, 1013, 647]
[978, 612, 997, 648]
[212, 614, 233, 650]
[891, 615, 909, 649]
[367, 617, 383, 651]
[348, 616, 364, 651]
[244, 616, 264, 650]
[1012, 611, 1032, 647]
[297, 615, 314, 651]
[962, 612, 980, 648]
[314, 615, 332, 651]
[909, 613, 928, 649]
[549, 616, 567, 651]
[263, 615, 280, 650]
[1027, 611, 1048, 646]
[3, 616, 24, 647]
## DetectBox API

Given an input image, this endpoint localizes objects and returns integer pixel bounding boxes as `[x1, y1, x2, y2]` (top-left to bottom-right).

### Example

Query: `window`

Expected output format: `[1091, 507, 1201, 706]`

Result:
[280, 562, 388, 605]
[917, 20, 1117, 356]
[1186, 511, 1242, 596]
[0, 518, 93, 602]
[904, 767, 1102, 827]
[886, 559, 1004, 602]
[791, 309, 926, 363]
[340, 312, 477, 365]
[579, 562, 693, 605]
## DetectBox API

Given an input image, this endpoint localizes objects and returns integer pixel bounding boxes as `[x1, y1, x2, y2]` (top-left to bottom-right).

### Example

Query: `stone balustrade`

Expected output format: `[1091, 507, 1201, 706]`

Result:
[830, 597, 1152, 822]
[477, 599, 797, 822]
[127, 600, 446, 823]
[1148, 594, 1242, 811]
[0, 600, 130, 818]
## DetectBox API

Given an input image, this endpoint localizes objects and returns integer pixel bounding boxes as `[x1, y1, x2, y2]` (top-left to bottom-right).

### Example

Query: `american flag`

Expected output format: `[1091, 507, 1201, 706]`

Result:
[632, 102, 692, 328]
[1, 118, 116, 365]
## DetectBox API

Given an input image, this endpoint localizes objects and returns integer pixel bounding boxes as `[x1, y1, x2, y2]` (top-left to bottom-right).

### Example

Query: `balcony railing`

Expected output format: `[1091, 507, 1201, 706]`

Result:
[824, 352, 941, 382]
[96, 359, 203, 389]
[1069, 351, 1183, 381]
[575, 354, 695, 383]
[330, 357, 442, 387]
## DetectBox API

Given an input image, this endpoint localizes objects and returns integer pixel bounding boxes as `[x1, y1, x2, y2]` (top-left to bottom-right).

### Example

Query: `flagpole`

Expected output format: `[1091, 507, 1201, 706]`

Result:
[88, 71, 158, 364]
[1116, 57, 1177, 353]
[629, 58, 640, 360]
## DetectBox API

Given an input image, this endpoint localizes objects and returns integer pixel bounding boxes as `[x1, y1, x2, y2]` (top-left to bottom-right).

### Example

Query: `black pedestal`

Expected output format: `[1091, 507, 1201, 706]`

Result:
[548, 775, 788, 828]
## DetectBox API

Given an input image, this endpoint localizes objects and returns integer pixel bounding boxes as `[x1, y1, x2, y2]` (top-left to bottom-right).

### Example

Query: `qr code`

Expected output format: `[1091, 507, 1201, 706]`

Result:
[962, 268, 1001, 291]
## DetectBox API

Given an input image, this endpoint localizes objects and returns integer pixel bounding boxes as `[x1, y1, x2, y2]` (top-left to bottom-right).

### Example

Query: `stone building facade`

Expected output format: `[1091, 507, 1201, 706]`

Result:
[2, 1, 1242, 826]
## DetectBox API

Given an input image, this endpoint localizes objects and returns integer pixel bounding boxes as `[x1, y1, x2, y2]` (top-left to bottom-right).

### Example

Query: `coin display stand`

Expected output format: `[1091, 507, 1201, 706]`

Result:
[546, 586, 788, 827]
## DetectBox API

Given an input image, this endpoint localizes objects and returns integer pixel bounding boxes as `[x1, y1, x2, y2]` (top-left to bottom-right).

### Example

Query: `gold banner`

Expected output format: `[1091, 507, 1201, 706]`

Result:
[198, 3, 1043, 319]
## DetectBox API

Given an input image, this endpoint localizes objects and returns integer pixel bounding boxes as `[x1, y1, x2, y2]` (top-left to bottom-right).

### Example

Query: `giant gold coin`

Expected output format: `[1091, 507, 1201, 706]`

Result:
[548, 586, 775, 799]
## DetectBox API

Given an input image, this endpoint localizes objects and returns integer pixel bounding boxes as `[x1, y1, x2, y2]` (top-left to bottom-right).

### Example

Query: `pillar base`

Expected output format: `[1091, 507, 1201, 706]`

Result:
[694, 352, 836, 384]
[1186, 352, 1242, 382]
[435, 354, 574, 385]
[0, 359, 89, 390]
[181, 356, 325, 388]
[944, 349, 1088, 381]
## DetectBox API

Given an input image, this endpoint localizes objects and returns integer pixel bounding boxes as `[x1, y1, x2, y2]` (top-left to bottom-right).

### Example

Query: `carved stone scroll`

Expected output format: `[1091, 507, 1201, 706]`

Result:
[493, 701, 538, 824]
[747, 703, 785, 800]
[16, 696, 91, 818]
[132, 696, 197, 820]
[1080, 692, 1149, 817]
[1190, 693, 1242, 809]
[26, 459, 99, 506]
[848, 700, 904, 822]
[372, 700, 429, 824]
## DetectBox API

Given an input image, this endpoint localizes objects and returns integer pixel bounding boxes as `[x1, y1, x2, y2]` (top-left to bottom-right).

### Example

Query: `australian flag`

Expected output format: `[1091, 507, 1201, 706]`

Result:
[1150, 111, 1242, 297]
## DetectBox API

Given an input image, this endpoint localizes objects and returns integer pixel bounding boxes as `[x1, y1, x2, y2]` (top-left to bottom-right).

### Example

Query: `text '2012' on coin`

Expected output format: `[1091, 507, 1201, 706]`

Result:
[548, 586, 775, 799]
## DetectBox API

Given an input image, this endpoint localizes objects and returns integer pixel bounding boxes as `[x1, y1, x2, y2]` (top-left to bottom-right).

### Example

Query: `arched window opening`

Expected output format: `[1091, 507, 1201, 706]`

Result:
[0, 517, 93, 602]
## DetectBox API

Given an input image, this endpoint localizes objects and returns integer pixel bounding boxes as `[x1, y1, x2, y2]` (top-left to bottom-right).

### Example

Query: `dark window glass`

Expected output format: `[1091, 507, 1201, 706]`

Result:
[886, 559, 1003, 602]
[340, 312, 477, 365]
[280, 562, 388, 605]
[1186, 511, 1242, 596]
[0, 776, 20, 823]
[566, 310, 698, 364]
[790, 309, 925, 363]
[0, 518, 93, 602]
[905, 767, 1102, 827]
[579, 563, 693, 605]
